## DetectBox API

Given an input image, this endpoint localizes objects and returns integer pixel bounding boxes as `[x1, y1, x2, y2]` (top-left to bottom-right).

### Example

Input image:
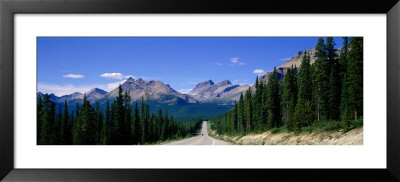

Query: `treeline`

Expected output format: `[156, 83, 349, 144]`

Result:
[212, 37, 363, 135]
[37, 86, 202, 145]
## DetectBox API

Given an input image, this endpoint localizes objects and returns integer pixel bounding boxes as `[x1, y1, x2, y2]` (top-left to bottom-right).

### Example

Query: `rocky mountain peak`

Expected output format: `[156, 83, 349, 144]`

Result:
[84, 88, 107, 102]
[135, 78, 146, 85]
[259, 46, 341, 86]
[290, 47, 316, 60]
[106, 78, 198, 105]
[195, 80, 214, 88]
[87, 88, 107, 95]
[71, 92, 83, 97]
[217, 80, 232, 86]
[126, 77, 134, 82]
[188, 79, 249, 102]
[122, 77, 146, 87]
[48, 93, 59, 100]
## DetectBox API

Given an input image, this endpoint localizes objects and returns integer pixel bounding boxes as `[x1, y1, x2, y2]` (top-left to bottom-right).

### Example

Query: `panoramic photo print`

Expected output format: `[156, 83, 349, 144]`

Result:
[37, 37, 363, 145]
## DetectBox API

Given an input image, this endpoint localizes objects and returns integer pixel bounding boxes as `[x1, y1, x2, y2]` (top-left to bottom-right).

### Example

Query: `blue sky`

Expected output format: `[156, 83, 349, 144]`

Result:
[37, 37, 344, 96]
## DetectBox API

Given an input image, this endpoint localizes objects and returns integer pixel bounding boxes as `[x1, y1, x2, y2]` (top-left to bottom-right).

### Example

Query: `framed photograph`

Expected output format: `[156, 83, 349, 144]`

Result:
[1, 0, 399, 181]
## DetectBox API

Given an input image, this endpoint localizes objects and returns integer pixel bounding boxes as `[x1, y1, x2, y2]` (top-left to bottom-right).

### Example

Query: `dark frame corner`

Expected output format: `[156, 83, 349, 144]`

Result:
[1, 0, 399, 181]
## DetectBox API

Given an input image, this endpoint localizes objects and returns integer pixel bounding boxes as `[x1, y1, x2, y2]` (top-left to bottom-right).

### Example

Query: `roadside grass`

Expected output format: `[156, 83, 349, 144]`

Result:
[271, 127, 289, 134]
[209, 117, 363, 138]
[300, 117, 363, 134]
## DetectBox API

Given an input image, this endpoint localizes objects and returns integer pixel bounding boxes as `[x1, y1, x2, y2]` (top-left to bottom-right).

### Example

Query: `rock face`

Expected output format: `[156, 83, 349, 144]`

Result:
[259, 46, 341, 84]
[259, 47, 316, 84]
[278, 47, 318, 69]
[85, 88, 107, 102]
[105, 77, 198, 105]
[188, 80, 249, 102]
[258, 47, 317, 84]
[59, 92, 84, 101]
[259, 67, 287, 85]
[37, 92, 61, 101]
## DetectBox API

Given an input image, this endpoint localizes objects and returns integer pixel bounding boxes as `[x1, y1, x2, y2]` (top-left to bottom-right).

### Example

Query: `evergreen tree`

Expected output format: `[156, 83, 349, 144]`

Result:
[139, 97, 146, 144]
[133, 101, 141, 144]
[340, 72, 352, 130]
[144, 104, 152, 142]
[150, 114, 157, 142]
[281, 65, 298, 130]
[326, 37, 340, 120]
[262, 82, 269, 127]
[326, 37, 337, 67]
[95, 102, 103, 144]
[252, 76, 264, 132]
[111, 85, 125, 144]
[60, 100, 70, 144]
[328, 65, 341, 120]
[75, 102, 80, 119]
[165, 109, 172, 139]
[339, 37, 350, 122]
[51, 104, 61, 144]
[266, 67, 281, 128]
[38, 94, 56, 145]
[244, 88, 252, 133]
[122, 91, 132, 144]
[298, 51, 313, 101]
[72, 102, 82, 144]
[69, 110, 74, 143]
[346, 37, 363, 120]
[293, 100, 313, 130]
[295, 51, 313, 128]
[313, 37, 329, 122]
[258, 79, 266, 128]
[158, 108, 164, 140]
[79, 94, 97, 144]
[57, 104, 62, 124]
[101, 100, 112, 144]
[143, 94, 151, 141]
[339, 37, 349, 84]
[237, 92, 244, 133]
[48, 101, 56, 144]
[233, 101, 238, 133]
[37, 95, 43, 143]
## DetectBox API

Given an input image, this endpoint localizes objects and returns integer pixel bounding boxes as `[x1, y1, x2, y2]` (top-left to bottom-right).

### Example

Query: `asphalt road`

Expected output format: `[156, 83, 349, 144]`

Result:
[165, 121, 231, 145]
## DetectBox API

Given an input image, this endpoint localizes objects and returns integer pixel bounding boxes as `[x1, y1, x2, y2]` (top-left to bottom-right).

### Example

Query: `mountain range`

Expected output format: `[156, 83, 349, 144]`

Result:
[188, 80, 249, 102]
[37, 78, 244, 120]
[38, 88, 107, 103]
[105, 77, 198, 105]
[38, 46, 324, 120]
[40, 78, 250, 106]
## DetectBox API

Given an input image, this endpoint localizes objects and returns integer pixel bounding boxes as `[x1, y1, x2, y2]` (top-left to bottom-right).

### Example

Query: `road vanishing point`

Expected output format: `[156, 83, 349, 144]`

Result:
[165, 121, 231, 145]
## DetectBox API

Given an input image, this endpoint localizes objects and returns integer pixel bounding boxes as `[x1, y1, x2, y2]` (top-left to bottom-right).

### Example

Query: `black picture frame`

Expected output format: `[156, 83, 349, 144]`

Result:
[1, 0, 399, 181]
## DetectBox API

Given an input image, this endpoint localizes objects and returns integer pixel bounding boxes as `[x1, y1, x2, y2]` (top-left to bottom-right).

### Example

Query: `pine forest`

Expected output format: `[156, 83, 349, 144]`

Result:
[211, 37, 363, 135]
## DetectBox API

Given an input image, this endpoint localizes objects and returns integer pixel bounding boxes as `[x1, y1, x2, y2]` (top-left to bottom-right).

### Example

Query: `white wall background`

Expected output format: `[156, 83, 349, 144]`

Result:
[14, 14, 386, 168]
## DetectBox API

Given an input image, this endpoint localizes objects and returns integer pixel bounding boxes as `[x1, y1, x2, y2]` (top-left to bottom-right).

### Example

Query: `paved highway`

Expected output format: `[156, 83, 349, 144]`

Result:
[165, 121, 231, 145]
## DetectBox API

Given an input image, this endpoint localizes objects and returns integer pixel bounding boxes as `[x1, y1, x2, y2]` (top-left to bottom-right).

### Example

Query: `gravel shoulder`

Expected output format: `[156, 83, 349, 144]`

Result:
[208, 126, 363, 145]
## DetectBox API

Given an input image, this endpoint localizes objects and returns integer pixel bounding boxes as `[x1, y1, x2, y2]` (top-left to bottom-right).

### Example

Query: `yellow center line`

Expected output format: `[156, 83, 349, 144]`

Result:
[190, 136, 204, 145]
